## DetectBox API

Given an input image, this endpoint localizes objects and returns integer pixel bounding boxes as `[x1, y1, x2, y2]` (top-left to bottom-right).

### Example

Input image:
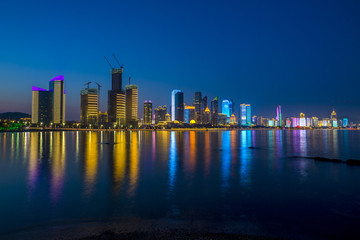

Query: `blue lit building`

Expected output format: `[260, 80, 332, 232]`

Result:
[240, 103, 251, 126]
[222, 100, 230, 117]
[343, 118, 349, 127]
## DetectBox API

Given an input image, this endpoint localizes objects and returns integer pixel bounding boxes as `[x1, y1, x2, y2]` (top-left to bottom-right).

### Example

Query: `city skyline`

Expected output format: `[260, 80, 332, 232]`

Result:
[1, 1, 360, 120]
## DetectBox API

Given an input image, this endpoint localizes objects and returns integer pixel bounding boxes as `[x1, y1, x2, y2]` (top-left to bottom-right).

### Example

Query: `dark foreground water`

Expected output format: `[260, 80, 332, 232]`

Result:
[1, 130, 360, 239]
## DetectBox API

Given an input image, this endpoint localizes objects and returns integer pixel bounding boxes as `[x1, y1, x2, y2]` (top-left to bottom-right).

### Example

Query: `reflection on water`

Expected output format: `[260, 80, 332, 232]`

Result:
[128, 131, 139, 197]
[168, 131, 177, 194]
[84, 132, 98, 196]
[240, 130, 251, 187]
[112, 131, 126, 194]
[1, 130, 360, 239]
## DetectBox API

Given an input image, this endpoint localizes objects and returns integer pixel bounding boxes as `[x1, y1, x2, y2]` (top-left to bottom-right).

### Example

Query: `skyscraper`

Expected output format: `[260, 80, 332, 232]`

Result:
[201, 96, 208, 124]
[171, 90, 184, 122]
[108, 66, 126, 125]
[276, 105, 282, 127]
[193, 92, 202, 123]
[144, 100, 152, 125]
[31, 87, 50, 125]
[299, 113, 306, 127]
[80, 88, 98, 123]
[222, 99, 230, 117]
[211, 97, 218, 125]
[171, 89, 181, 121]
[229, 99, 234, 116]
[49, 76, 66, 124]
[240, 103, 251, 126]
[204, 107, 211, 124]
[31, 75, 65, 125]
[125, 84, 138, 126]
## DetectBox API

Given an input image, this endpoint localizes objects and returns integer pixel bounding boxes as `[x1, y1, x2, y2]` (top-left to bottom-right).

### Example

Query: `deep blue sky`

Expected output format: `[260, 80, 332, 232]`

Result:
[0, 0, 360, 120]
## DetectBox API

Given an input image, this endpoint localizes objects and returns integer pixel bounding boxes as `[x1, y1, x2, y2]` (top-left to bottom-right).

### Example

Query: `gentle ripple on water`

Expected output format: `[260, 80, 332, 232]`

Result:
[0, 129, 360, 239]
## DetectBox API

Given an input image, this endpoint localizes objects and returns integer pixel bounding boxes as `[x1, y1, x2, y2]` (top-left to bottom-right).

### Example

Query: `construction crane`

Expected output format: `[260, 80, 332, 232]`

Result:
[113, 54, 123, 69]
[104, 56, 115, 69]
[84, 82, 92, 89]
[94, 82, 102, 123]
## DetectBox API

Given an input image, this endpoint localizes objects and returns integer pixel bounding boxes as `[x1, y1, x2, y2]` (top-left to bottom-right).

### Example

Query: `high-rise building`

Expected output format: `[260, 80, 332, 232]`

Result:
[49, 76, 66, 124]
[222, 99, 230, 117]
[276, 105, 282, 127]
[174, 91, 184, 122]
[343, 118, 349, 127]
[230, 114, 236, 125]
[171, 89, 181, 121]
[312, 117, 319, 127]
[331, 109, 337, 120]
[144, 100, 152, 125]
[32, 75, 65, 126]
[154, 106, 167, 123]
[240, 103, 251, 126]
[229, 99, 234, 116]
[108, 66, 126, 125]
[203, 107, 211, 124]
[31, 87, 51, 125]
[80, 88, 98, 123]
[193, 92, 202, 123]
[299, 113, 306, 127]
[184, 105, 196, 124]
[211, 97, 218, 125]
[108, 91, 126, 125]
[125, 84, 138, 126]
[201, 96, 208, 123]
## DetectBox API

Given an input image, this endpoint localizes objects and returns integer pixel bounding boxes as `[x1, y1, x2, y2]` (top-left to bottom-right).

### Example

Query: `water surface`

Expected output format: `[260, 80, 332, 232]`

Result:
[1, 130, 360, 239]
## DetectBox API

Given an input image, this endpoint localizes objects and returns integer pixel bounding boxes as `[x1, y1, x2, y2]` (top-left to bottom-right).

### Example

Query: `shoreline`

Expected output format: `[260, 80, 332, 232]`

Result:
[0, 218, 285, 240]
[1, 128, 358, 133]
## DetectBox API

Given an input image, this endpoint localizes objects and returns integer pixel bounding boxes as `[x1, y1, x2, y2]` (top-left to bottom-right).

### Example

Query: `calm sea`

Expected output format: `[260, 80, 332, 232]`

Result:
[0, 130, 360, 239]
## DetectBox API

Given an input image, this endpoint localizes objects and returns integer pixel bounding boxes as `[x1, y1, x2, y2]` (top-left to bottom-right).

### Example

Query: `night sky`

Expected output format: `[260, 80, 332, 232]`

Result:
[0, 0, 359, 120]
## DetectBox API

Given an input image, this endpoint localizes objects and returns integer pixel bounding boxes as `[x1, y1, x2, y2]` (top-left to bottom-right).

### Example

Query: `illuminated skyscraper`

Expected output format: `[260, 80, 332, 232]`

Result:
[49, 76, 66, 124]
[31, 87, 50, 125]
[299, 113, 306, 127]
[230, 114, 236, 125]
[193, 92, 202, 123]
[125, 84, 138, 126]
[211, 97, 218, 125]
[108, 66, 125, 125]
[171, 89, 181, 121]
[276, 105, 282, 127]
[240, 103, 251, 126]
[32, 75, 66, 125]
[184, 105, 196, 123]
[144, 100, 152, 125]
[229, 99, 234, 116]
[222, 99, 230, 117]
[204, 107, 211, 124]
[331, 109, 337, 120]
[80, 88, 98, 123]
[343, 118, 349, 127]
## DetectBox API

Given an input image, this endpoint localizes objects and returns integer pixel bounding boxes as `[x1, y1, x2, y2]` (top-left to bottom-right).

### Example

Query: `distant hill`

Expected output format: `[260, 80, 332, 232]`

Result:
[0, 112, 31, 120]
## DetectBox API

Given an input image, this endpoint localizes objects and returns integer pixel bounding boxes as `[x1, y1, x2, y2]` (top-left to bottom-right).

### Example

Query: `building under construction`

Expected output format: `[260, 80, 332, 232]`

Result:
[106, 56, 126, 126]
